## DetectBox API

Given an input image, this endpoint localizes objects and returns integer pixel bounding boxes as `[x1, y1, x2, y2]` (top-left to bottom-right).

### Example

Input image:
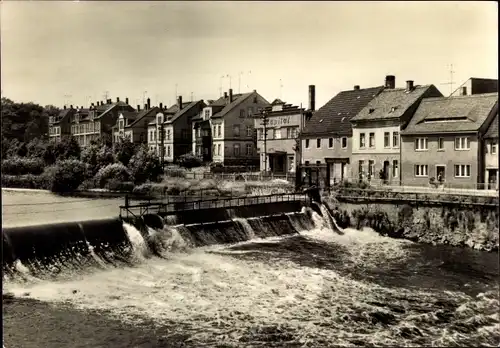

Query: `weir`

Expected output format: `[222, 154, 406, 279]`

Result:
[2, 191, 322, 277]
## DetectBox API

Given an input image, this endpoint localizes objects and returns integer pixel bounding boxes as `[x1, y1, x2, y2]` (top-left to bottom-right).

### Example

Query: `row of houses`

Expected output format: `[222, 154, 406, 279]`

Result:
[48, 75, 498, 189]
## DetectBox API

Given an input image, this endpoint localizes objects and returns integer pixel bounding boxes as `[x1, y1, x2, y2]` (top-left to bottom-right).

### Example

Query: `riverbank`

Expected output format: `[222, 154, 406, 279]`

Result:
[324, 193, 499, 252]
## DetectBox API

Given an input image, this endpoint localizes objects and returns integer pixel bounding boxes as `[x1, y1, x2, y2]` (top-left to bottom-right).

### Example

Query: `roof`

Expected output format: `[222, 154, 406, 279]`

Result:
[484, 113, 498, 138]
[120, 111, 139, 122]
[210, 93, 253, 118]
[51, 108, 74, 124]
[127, 107, 159, 128]
[301, 86, 385, 137]
[401, 92, 498, 135]
[351, 85, 438, 122]
[451, 77, 498, 96]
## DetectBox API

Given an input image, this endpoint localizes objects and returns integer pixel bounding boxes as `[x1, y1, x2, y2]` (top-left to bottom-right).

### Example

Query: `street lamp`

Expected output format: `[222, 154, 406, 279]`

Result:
[260, 109, 269, 173]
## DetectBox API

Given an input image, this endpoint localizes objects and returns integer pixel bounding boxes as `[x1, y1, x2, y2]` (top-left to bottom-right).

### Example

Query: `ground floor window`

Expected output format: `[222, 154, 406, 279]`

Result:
[414, 164, 428, 177]
[288, 156, 294, 172]
[392, 160, 398, 177]
[454, 164, 471, 177]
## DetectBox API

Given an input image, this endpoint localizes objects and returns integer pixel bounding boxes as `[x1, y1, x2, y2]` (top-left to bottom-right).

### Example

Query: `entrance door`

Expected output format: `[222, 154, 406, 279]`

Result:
[383, 161, 390, 183]
[276, 155, 285, 174]
[488, 169, 498, 189]
[436, 165, 445, 183]
[341, 163, 346, 181]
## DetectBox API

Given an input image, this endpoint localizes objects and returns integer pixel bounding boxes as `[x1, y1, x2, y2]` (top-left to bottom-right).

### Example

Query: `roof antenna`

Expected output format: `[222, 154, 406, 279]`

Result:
[440, 64, 455, 97]
[226, 74, 232, 89]
[279, 79, 283, 100]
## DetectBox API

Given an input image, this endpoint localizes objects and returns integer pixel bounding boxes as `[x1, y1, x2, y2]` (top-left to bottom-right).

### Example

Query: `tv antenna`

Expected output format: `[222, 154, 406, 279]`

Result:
[219, 75, 225, 97]
[238, 71, 244, 94]
[143, 91, 147, 106]
[279, 79, 284, 99]
[103, 91, 109, 101]
[440, 64, 455, 96]
[226, 74, 232, 89]
[64, 94, 72, 107]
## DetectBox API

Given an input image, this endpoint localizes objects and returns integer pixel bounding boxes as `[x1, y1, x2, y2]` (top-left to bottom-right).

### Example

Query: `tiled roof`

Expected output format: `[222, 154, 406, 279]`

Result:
[211, 93, 252, 118]
[52, 108, 73, 123]
[301, 86, 385, 137]
[401, 92, 498, 135]
[164, 100, 207, 124]
[351, 85, 439, 122]
[127, 107, 159, 128]
[484, 113, 498, 138]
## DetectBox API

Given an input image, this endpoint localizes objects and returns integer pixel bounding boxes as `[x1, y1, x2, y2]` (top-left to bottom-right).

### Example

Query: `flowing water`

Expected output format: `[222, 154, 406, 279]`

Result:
[2, 189, 499, 347]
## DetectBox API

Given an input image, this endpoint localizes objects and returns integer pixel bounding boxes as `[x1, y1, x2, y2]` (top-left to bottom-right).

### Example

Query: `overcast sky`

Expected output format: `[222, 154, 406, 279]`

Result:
[1, 1, 497, 109]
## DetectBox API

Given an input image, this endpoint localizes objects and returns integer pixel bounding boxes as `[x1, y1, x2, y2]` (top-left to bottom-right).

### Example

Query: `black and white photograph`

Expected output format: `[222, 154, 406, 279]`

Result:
[1, 1, 499, 347]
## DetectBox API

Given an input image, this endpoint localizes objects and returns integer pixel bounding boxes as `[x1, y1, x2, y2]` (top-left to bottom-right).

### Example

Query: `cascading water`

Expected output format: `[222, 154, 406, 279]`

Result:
[3, 198, 499, 347]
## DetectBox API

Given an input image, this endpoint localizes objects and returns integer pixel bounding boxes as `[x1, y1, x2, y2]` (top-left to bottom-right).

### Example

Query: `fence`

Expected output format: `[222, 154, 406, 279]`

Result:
[119, 192, 310, 219]
[174, 171, 296, 183]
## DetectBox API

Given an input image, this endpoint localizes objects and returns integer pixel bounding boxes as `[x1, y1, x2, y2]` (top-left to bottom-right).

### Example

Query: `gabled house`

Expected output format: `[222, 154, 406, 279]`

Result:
[483, 113, 498, 190]
[254, 98, 306, 174]
[210, 89, 270, 167]
[147, 96, 206, 163]
[112, 103, 161, 144]
[71, 97, 135, 147]
[49, 106, 75, 142]
[350, 76, 443, 184]
[400, 92, 498, 189]
[450, 77, 498, 97]
[300, 84, 384, 184]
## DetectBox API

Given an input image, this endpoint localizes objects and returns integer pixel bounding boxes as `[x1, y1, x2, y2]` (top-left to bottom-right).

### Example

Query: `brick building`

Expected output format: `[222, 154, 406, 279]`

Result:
[400, 93, 498, 188]
[350, 76, 443, 184]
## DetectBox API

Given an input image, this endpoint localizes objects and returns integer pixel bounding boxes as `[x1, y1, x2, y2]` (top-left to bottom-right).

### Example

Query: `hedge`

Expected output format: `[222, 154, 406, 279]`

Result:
[1, 157, 45, 176]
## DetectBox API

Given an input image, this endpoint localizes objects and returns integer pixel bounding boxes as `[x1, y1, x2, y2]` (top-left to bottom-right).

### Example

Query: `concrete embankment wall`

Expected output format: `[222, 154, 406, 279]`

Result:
[324, 196, 499, 251]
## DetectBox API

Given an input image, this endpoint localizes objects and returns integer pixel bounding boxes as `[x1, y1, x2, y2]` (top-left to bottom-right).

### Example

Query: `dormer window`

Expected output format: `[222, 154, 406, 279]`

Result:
[156, 113, 164, 125]
[368, 108, 375, 114]
[119, 119, 124, 130]
[49, 116, 54, 124]
[390, 106, 397, 113]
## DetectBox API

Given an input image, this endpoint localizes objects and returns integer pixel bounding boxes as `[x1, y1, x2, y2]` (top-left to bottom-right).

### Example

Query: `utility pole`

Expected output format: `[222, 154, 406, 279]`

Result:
[261, 110, 269, 173]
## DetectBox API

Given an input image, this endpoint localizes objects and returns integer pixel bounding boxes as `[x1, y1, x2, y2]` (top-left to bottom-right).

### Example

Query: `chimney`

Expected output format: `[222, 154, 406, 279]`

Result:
[159, 102, 163, 110]
[147, 98, 151, 110]
[107, 99, 111, 104]
[253, 89, 256, 92]
[308, 85, 316, 111]
[461, 86, 467, 96]
[91, 102, 95, 107]
[137, 105, 141, 111]
[144, 103, 148, 111]
[64, 105, 66, 109]
[116, 97, 120, 103]
[70, 105, 73, 109]
[354, 85, 360, 90]
[178, 96, 183, 110]
[224, 92, 228, 99]
[229, 89, 233, 103]
[125, 97, 129, 104]
[385, 75, 396, 89]
[406, 80, 414, 92]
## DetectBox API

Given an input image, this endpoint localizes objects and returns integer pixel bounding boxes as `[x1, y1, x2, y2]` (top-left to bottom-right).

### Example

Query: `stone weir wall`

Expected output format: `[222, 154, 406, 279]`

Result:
[323, 196, 499, 252]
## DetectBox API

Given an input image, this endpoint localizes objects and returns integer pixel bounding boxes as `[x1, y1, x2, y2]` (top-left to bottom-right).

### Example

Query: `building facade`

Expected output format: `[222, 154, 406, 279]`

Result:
[450, 77, 498, 97]
[350, 77, 443, 184]
[483, 113, 498, 190]
[210, 89, 270, 167]
[113, 105, 160, 144]
[400, 92, 498, 188]
[254, 99, 305, 173]
[300, 84, 384, 185]
[49, 106, 75, 142]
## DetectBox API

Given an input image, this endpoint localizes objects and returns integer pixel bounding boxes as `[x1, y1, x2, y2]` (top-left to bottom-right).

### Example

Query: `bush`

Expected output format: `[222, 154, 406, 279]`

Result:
[164, 167, 187, 178]
[1, 157, 45, 175]
[128, 145, 163, 184]
[177, 153, 203, 169]
[94, 163, 131, 188]
[113, 141, 137, 166]
[50, 159, 86, 193]
[1, 174, 39, 189]
[106, 179, 134, 192]
[96, 145, 115, 169]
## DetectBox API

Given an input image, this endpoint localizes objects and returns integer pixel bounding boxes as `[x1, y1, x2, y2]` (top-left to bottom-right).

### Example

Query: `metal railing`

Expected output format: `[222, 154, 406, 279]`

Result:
[119, 192, 310, 219]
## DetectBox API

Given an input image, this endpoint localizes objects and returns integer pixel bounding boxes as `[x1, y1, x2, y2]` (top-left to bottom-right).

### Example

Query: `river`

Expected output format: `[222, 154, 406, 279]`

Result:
[2, 188, 499, 347]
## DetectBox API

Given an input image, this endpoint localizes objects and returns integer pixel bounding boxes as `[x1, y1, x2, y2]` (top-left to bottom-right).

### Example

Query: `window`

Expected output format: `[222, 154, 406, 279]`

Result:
[454, 164, 471, 177]
[234, 144, 241, 156]
[341, 137, 347, 149]
[316, 161, 321, 166]
[291, 127, 298, 139]
[288, 156, 294, 171]
[204, 110, 210, 119]
[392, 160, 398, 177]
[316, 138, 321, 148]
[305, 161, 310, 166]
[258, 129, 263, 140]
[213, 126, 217, 137]
[246, 125, 253, 137]
[167, 145, 171, 157]
[287, 127, 292, 139]
[360, 133, 366, 148]
[438, 137, 444, 151]
[492, 140, 497, 154]
[217, 125, 221, 137]
[415, 138, 428, 151]
[328, 138, 334, 148]
[369, 133, 375, 148]
[384, 132, 390, 148]
[414, 165, 429, 177]
[358, 160, 364, 176]
[167, 129, 171, 140]
[154, 130, 157, 142]
[275, 129, 281, 139]
[240, 109, 245, 118]
[217, 144, 221, 155]
[248, 107, 254, 117]
[246, 143, 252, 155]
[233, 125, 240, 137]
[368, 160, 374, 176]
[454, 137, 470, 150]
[392, 132, 399, 147]
[305, 139, 310, 148]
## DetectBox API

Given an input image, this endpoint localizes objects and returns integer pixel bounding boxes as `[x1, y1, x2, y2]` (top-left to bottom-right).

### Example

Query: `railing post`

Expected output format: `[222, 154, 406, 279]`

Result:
[125, 195, 129, 209]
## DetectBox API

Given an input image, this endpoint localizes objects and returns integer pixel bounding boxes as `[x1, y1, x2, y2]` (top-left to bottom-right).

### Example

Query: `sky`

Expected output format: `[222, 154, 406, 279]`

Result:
[1, 1, 498, 109]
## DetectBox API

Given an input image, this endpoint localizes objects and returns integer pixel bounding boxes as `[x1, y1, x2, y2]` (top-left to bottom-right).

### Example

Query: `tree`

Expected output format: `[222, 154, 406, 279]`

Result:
[113, 139, 137, 166]
[128, 144, 163, 184]
[54, 136, 81, 161]
[178, 152, 202, 169]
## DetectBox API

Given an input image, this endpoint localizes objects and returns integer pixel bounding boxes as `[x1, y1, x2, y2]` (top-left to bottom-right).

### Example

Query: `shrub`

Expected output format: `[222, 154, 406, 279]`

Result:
[50, 159, 86, 193]
[1, 157, 45, 175]
[164, 167, 187, 178]
[113, 141, 137, 166]
[177, 153, 203, 169]
[1, 174, 38, 189]
[106, 179, 134, 192]
[96, 145, 115, 170]
[128, 145, 163, 184]
[94, 163, 131, 188]
[54, 136, 81, 161]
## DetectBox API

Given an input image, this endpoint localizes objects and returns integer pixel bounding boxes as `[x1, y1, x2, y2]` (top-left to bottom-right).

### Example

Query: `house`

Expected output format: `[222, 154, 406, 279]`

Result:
[112, 103, 161, 144]
[350, 76, 443, 184]
[71, 97, 135, 147]
[400, 92, 498, 189]
[210, 89, 270, 167]
[147, 96, 206, 163]
[254, 98, 306, 174]
[450, 77, 498, 97]
[300, 84, 385, 185]
[483, 113, 498, 190]
[49, 106, 76, 142]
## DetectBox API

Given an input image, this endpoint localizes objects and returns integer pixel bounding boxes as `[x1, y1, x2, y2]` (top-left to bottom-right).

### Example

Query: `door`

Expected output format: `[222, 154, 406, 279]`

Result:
[341, 163, 346, 181]
[488, 169, 497, 189]
[436, 166, 445, 184]
[383, 161, 390, 183]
